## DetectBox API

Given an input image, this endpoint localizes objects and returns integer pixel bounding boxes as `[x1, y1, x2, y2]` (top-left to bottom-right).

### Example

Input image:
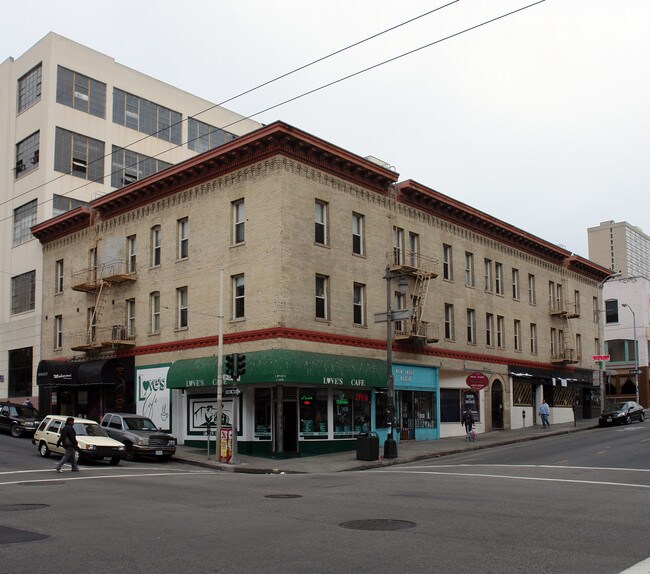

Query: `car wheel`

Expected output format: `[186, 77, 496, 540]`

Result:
[109, 456, 121, 466]
[39, 442, 51, 458]
[10, 424, 22, 438]
[124, 443, 138, 461]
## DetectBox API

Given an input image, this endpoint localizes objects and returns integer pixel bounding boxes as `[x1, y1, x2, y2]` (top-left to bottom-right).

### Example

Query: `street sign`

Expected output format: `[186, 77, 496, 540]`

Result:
[223, 387, 242, 397]
[466, 372, 489, 391]
[592, 355, 610, 362]
[373, 309, 411, 323]
[629, 369, 641, 376]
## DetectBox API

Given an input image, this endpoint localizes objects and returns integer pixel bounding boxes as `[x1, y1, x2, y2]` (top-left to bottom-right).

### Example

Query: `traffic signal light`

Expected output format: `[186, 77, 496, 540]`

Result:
[225, 353, 235, 378]
[236, 354, 246, 378]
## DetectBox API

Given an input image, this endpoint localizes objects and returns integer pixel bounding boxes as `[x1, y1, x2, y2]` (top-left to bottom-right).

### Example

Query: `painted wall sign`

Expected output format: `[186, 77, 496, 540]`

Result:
[466, 372, 489, 391]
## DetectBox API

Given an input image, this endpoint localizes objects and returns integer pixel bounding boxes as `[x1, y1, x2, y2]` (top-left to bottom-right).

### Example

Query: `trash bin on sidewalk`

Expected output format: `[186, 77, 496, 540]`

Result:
[356, 432, 379, 461]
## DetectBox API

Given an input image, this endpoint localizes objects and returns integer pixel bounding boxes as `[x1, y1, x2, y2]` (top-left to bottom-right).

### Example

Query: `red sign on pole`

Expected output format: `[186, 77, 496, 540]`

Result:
[466, 372, 489, 391]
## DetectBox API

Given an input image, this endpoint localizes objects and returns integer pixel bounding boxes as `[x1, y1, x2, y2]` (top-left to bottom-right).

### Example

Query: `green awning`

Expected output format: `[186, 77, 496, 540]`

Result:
[166, 349, 387, 390]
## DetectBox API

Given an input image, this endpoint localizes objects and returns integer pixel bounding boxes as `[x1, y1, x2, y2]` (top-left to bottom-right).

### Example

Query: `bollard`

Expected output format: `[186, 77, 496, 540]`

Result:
[522, 409, 526, 428]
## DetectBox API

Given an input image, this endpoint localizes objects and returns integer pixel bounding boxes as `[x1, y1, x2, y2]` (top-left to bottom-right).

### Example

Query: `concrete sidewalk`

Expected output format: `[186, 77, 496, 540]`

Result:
[172, 419, 598, 474]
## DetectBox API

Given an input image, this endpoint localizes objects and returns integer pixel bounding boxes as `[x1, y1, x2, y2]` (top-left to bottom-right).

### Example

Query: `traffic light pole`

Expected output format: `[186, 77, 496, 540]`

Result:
[215, 268, 224, 462]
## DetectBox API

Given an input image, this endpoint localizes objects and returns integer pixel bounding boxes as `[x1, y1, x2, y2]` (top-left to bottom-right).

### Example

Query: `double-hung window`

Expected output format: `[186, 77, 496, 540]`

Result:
[55, 260, 64, 294]
[315, 200, 328, 245]
[127, 236, 137, 273]
[315, 275, 329, 320]
[233, 275, 245, 319]
[352, 212, 364, 255]
[465, 252, 475, 287]
[353, 283, 366, 326]
[497, 315, 505, 349]
[514, 319, 522, 351]
[466, 309, 476, 344]
[530, 323, 538, 354]
[408, 232, 420, 267]
[512, 268, 520, 300]
[151, 226, 161, 267]
[54, 316, 63, 350]
[177, 218, 189, 259]
[528, 274, 536, 305]
[484, 259, 493, 292]
[393, 226, 404, 266]
[177, 287, 188, 329]
[443, 244, 453, 281]
[486, 313, 494, 347]
[150, 292, 161, 333]
[233, 200, 245, 244]
[444, 303, 454, 340]
[495, 262, 503, 295]
[126, 299, 136, 338]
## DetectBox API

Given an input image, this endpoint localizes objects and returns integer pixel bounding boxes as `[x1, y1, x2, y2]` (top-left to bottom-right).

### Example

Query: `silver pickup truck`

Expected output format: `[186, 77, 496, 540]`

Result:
[100, 413, 176, 461]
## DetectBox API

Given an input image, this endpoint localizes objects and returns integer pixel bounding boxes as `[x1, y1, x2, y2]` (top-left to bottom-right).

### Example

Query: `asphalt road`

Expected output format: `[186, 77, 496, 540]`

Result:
[0, 422, 648, 574]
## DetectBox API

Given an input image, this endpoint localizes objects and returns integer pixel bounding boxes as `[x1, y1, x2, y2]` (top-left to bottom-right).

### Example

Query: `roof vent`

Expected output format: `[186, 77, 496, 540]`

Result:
[364, 155, 396, 171]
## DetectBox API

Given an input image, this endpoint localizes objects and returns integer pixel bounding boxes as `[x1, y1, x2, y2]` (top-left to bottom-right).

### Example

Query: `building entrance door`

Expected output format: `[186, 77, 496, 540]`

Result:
[282, 397, 298, 454]
[491, 380, 504, 429]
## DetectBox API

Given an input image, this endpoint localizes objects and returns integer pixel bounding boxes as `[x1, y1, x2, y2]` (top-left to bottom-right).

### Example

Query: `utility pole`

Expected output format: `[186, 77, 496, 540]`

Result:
[215, 268, 224, 461]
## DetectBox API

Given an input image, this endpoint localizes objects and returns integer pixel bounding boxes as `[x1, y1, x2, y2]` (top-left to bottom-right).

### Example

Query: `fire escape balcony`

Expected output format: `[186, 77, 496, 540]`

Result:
[394, 319, 440, 345]
[72, 260, 136, 292]
[548, 299, 580, 318]
[70, 325, 136, 352]
[550, 348, 581, 365]
[389, 250, 439, 279]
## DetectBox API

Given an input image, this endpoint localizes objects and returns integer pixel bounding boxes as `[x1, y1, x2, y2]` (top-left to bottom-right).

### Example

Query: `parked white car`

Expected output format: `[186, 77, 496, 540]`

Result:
[33, 415, 125, 465]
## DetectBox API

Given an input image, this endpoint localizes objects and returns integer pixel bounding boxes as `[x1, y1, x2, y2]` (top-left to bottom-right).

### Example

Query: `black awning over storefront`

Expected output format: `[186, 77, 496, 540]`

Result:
[509, 365, 595, 385]
[37, 358, 133, 387]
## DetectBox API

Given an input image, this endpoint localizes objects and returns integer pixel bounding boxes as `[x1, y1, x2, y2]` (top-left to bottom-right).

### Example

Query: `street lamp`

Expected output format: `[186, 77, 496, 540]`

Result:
[597, 272, 621, 409]
[384, 266, 409, 459]
[622, 303, 640, 404]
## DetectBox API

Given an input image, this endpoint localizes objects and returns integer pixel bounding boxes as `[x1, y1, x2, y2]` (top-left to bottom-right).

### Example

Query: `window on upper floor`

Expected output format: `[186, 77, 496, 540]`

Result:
[512, 268, 520, 300]
[393, 226, 404, 266]
[233, 200, 245, 244]
[13, 200, 37, 246]
[150, 292, 161, 334]
[315, 274, 329, 320]
[353, 283, 366, 326]
[528, 274, 536, 305]
[151, 226, 161, 267]
[177, 287, 188, 329]
[233, 275, 245, 319]
[54, 127, 105, 182]
[52, 194, 89, 217]
[408, 232, 420, 267]
[486, 313, 494, 347]
[127, 236, 137, 274]
[54, 316, 63, 350]
[443, 244, 453, 281]
[177, 218, 189, 260]
[605, 299, 618, 324]
[17, 64, 42, 113]
[113, 88, 182, 144]
[15, 131, 39, 178]
[126, 299, 136, 338]
[444, 303, 454, 340]
[530, 323, 538, 354]
[466, 309, 476, 344]
[352, 212, 365, 255]
[465, 252, 475, 287]
[111, 147, 172, 188]
[56, 66, 106, 118]
[11, 271, 35, 315]
[484, 259, 493, 292]
[55, 260, 64, 294]
[497, 315, 505, 349]
[315, 200, 328, 245]
[187, 117, 237, 153]
[495, 262, 503, 295]
[514, 319, 522, 352]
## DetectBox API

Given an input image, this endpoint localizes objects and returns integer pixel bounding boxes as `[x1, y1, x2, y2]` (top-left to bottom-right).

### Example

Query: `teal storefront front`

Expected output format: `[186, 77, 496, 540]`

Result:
[166, 349, 389, 457]
[394, 364, 440, 442]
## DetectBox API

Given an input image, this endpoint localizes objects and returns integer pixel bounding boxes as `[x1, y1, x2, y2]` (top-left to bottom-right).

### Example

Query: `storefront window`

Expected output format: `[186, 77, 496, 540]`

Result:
[441, 389, 480, 422]
[415, 391, 436, 429]
[333, 389, 371, 438]
[254, 388, 272, 440]
[299, 389, 328, 439]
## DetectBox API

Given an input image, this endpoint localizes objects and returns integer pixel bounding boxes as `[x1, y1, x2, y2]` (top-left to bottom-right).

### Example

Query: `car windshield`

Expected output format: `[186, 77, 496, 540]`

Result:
[16, 406, 41, 418]
[124, 417, 158, 431]
[73, 423, 108, 437]
[607, 403, 627, 412]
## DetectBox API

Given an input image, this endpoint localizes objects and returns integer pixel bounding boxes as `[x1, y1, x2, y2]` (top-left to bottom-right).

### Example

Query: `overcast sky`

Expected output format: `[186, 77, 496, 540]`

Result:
[3, 0, 648, 258]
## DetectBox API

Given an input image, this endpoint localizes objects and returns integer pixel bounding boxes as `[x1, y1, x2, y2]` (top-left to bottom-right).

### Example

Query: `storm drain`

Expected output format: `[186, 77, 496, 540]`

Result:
[340, 519, 417, 531]
[265, 494, 303, 499]
[0, 526, 49, 544]
[0, 503, 49, 512]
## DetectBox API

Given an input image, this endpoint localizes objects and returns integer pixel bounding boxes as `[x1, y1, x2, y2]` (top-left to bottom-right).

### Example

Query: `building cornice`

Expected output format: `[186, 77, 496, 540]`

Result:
[31, 206, 93, 244]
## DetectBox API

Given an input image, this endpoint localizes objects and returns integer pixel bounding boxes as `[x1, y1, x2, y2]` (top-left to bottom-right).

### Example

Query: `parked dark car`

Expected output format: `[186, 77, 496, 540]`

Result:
[599, 401, 645, 427]
[100, 413, 176, 461]
[0, 402, 43, 437]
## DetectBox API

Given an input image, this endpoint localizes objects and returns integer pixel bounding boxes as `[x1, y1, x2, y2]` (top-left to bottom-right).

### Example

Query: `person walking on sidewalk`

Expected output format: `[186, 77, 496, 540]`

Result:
[55, 417, 80, 472]
[462, 407, 475, 441]
[539, 399, 550, 428]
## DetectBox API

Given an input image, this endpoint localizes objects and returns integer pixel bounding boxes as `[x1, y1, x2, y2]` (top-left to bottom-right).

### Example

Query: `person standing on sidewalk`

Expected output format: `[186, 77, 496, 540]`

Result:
[55, 417, 80, 473]
[462, 407, 475, 441]
[539, 399, 550, 428]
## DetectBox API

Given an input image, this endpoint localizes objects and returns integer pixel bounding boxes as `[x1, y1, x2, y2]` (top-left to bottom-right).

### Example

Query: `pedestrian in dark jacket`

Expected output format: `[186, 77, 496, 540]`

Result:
[56, 417, 79, 472]
[462, 407, 474, 440]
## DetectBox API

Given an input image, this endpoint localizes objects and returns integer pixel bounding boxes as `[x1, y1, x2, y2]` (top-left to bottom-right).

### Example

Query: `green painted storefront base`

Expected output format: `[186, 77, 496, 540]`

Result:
[183, 439, 357, 458]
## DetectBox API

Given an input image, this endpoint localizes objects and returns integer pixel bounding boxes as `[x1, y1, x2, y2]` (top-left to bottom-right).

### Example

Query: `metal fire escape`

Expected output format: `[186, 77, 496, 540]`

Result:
[549, 280, 580, 364]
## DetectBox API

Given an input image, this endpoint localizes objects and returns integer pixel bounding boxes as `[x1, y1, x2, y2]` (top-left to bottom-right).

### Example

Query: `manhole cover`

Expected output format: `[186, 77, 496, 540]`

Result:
[19, 481, 66, 486]
[265, 494, 303, 499]
[0, 526, 49, 544]
[0, 504, 49, 512]
[340, 519, 417, 531]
